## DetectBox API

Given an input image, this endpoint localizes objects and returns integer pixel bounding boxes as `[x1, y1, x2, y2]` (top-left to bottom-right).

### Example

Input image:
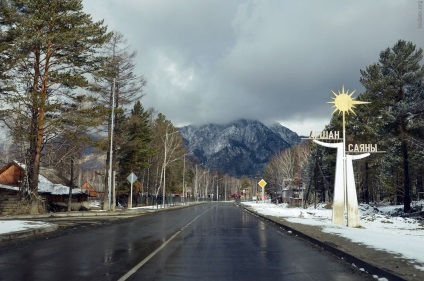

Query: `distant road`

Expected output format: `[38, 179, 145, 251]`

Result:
[0, 203, 372, 281]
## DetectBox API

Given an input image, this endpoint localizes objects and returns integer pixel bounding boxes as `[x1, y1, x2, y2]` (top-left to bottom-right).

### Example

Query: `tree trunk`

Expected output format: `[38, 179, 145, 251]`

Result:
[28, 107, 44, 215]
[365, 162, 369, 204]
[417, 172, 423, 194]
[396, 178, 402, 205]
[103, 151, 110, 210]
[68, 157, 74, 212]
[402, 140, 411, 212]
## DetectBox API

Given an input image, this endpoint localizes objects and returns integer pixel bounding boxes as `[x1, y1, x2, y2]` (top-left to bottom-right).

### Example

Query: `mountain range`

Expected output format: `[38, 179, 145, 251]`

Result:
[178, 119, 301, 177]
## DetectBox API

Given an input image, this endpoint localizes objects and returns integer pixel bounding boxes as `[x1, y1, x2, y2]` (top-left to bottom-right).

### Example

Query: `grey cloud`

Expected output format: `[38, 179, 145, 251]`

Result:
[83, 0, 424, 135]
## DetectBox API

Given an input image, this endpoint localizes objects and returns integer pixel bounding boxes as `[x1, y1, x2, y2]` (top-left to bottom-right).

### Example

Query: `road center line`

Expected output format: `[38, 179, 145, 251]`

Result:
[118, 207, 211, 281]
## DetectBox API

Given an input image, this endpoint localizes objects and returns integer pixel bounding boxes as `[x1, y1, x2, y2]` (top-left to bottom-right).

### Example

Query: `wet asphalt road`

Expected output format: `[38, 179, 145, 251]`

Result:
[0, 203, 373, 281]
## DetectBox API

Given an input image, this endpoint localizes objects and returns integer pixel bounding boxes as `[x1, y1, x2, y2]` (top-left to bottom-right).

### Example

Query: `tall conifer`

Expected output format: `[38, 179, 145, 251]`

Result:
[0, 0, 111, 213]
[360, 40, 424, 212]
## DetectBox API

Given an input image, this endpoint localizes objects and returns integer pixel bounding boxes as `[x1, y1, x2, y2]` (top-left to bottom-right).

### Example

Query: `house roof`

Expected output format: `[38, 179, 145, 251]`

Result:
[0, 183, 19, 192]
[39, 167, 69, 186]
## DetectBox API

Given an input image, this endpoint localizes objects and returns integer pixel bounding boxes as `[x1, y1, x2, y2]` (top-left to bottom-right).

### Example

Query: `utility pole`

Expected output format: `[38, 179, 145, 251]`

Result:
[182, 154, 185, 205]
[163, 131, 168, 209]
[195, 163, 202, 201]
[108, 76, 116, 211]
[225, 178, 227, 202]
[216, 177, 219, 202]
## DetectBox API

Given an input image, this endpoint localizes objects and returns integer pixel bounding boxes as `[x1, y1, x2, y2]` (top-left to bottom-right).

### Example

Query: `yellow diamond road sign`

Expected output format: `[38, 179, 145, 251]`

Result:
[258, 179, 267, 188]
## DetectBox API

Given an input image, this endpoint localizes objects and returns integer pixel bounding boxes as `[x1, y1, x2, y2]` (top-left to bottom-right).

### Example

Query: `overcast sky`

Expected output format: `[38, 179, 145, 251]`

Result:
[83, 0, 424, 136]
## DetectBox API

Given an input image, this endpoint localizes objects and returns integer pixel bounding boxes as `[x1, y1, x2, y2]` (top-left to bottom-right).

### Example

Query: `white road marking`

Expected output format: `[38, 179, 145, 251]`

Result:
[118, 208, 211, 281]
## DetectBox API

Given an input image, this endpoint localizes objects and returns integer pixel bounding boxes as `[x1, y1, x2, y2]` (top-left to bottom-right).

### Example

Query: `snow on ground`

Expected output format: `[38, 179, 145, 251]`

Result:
[0, 204, 189, 235]
[243, 201, 424, 271]
[0, 220, 54, 234]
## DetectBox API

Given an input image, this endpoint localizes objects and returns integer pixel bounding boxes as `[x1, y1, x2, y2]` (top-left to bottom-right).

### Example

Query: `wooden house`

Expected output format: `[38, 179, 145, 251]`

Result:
[81, 181, 100, 197]
[0, 161, 88, 214]
[0, 161, 26, 189]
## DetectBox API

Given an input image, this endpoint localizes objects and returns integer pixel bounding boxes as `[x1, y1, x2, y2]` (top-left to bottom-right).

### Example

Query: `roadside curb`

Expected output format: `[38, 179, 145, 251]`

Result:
[0, 203, 202, 242]
[0, 209, 146, 220]
[0, 223, 58, 242]
[241, 204, 407, 281]
[0, 202, 201, 220]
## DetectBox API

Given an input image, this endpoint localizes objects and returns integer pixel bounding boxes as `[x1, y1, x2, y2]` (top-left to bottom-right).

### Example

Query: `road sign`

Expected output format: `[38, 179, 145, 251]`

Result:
[127, 172, 137, 209]
[127, 172, 138, 184]
[258, 179, 267, 203]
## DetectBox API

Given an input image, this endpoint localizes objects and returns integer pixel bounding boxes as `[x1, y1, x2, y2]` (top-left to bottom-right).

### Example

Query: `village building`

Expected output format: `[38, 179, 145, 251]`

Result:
[0, 161, 97, 215]
[81, 181, 100, 198]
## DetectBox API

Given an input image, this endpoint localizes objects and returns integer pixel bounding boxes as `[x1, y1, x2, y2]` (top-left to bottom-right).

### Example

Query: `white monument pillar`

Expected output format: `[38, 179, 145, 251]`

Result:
[313, 140, 345, 226]
[310, 85, 371, 227]
[346, 153, 369, 227]
[314, 140, 370, 227]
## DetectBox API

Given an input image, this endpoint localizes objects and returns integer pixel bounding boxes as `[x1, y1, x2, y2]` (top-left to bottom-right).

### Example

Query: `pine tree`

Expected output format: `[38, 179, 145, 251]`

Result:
[360, 40, 424, 212]
[116, 101, 155, 195]
[0, 0, 111, 213]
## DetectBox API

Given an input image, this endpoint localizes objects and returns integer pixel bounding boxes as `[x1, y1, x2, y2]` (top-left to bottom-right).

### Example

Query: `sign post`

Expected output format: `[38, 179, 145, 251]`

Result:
[127, 172, 138, 209]
[258, 179, 267, 203]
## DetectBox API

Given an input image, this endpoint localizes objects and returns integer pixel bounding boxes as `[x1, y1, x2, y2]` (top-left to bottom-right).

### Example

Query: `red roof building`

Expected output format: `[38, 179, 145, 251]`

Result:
[81, 181, 99, 197]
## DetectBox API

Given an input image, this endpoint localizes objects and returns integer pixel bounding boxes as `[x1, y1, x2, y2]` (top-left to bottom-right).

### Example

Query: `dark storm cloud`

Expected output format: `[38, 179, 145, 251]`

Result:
[83, 0, 424, 135]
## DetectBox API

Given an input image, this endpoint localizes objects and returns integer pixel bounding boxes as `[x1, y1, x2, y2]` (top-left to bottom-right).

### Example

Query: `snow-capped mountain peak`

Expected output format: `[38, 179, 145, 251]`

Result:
[179, 119, 300, 176]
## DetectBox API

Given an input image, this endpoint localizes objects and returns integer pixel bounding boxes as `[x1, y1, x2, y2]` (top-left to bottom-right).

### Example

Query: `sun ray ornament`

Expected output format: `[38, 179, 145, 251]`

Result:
[313, 86, 371, 227]
[327, 86, 370, 166]
[328, 85, 370, 115]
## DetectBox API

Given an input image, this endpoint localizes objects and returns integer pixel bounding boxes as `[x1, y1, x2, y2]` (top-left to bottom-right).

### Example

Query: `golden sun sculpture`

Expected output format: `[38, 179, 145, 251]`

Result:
[327, 85, 369, 115]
